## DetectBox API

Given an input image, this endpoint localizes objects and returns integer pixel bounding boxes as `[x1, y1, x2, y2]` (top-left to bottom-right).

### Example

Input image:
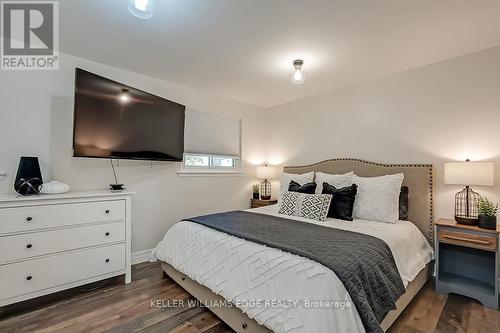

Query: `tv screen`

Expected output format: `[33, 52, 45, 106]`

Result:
[73, 68, 185, 161]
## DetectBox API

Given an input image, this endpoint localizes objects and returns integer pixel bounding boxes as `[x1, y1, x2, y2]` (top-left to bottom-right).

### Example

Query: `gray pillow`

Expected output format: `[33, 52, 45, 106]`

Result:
[399, 186, 409, 221]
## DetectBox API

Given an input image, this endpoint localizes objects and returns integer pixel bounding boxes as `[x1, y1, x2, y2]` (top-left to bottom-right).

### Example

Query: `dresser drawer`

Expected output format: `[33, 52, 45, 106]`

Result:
[438, 229, 497, 251]
[0, 200, 125, 235]
[0, 222, 125, 264]
[0, 243, 125, 302]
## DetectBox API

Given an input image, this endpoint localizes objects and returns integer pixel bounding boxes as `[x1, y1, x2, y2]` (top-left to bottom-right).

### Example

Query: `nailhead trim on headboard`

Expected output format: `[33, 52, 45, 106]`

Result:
[284, 158, 434, 245]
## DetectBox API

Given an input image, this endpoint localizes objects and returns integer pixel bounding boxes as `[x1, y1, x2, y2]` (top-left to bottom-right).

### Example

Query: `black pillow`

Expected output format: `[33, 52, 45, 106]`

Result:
[288, 180, 317, 194]
[322, 182, 358, 221]
[399, 186, 409, 221]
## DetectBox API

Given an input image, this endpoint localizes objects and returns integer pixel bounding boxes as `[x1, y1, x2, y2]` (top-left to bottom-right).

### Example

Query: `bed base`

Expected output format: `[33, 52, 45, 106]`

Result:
[161, 262, 433, 333]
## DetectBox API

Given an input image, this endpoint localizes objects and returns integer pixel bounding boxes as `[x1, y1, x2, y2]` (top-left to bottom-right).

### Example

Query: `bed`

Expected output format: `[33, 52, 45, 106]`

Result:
[152, 159, 435, 333]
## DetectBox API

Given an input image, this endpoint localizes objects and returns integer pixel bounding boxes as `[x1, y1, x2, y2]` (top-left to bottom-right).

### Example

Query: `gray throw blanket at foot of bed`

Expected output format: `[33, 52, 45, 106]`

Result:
[186, 210, 405, 333]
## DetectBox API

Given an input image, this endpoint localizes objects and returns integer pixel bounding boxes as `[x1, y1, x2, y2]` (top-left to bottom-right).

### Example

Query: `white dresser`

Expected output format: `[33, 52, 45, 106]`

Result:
[0, 191, 132, 307]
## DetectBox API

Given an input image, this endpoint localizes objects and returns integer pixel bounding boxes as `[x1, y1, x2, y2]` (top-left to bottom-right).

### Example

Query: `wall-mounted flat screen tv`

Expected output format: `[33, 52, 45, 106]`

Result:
[73, 68, 185, 161]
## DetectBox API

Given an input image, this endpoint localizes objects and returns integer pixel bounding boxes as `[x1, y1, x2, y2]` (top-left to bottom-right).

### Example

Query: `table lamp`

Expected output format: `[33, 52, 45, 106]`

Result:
[257, 164, 276, 200]
[444, 160, 494, 225]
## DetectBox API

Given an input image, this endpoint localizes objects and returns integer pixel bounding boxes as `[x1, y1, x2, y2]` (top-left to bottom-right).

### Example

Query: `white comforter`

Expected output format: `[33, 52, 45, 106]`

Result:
[151, 205, 434, 333]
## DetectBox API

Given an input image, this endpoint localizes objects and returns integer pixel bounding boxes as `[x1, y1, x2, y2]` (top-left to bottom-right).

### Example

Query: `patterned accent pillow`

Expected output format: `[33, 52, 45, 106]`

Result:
[278, 191, 332, 221]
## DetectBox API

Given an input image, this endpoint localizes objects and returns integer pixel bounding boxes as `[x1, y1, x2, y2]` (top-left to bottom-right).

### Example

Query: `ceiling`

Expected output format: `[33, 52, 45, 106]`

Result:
[60, 0, 500, 108]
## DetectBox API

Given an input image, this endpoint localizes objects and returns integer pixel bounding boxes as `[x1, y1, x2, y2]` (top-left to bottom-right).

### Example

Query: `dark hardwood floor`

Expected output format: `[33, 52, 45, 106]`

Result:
[0, 262, 498, 333]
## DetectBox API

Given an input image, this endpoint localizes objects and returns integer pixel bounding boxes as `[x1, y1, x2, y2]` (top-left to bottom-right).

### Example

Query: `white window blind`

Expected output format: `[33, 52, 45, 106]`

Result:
[184, 110, 241, 157]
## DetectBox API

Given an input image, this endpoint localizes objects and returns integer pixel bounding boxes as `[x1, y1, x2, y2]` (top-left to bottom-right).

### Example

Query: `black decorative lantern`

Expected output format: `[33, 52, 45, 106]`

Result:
[445, 160, 494, 225]
[454, 186, 481, 225]
[256, 164, 276, 200]
[260, 180, 271, 200]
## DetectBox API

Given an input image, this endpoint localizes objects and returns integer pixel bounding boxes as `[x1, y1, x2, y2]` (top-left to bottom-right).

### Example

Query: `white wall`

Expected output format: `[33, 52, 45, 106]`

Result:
[265, 47, 500, 220]
[0, 53, 267, 252]
[2, 46, 499, 252]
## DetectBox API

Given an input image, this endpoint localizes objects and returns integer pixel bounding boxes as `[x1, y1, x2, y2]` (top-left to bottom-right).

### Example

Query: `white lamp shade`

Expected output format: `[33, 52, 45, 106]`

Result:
[444, 162, 494, 186]
[257, 165, 276, 179]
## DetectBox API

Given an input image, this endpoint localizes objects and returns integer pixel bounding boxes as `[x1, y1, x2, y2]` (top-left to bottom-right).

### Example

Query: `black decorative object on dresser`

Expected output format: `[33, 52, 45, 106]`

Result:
[14, 157, 43, 196]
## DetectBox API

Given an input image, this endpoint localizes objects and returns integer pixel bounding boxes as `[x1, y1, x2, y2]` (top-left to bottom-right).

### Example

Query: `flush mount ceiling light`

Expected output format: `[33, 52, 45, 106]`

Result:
[291, 59, 305, 84]
[128, 0, 157, 19]
[119, 89, 130, 103]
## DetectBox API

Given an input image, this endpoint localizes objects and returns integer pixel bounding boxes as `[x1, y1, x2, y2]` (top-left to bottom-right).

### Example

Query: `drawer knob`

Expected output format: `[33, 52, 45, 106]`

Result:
[26, 275, 32, 281]
[105, 209, 110, 214]
[105, 258, 110, 263]
[242, 323, 248, 329]
[26, 244, 32, 249]
[26, 217, 32, 222]
[105, 232, 110, 236]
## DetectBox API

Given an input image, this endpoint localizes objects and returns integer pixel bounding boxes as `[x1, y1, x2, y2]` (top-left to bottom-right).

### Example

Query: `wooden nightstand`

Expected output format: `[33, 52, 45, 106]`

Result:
[435, 218, 499, 309]
[250, 198, 278, 209]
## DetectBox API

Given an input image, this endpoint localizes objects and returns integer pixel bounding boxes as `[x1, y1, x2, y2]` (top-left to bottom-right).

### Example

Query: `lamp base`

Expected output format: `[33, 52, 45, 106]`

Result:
[260, 179, 271, 201]
[455, 215, 478, 226]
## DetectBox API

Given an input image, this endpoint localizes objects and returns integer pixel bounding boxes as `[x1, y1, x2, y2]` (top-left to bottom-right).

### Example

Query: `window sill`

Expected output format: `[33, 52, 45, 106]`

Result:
[177, 169, 244, 177]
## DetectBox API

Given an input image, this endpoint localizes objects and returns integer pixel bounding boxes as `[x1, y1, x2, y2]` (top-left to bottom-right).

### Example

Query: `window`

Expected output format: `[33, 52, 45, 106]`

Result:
[212, 156, 236, 167]
[180, 110, 242, 175]
[184, 154, 210, 167]
[183, 154, 239, 171]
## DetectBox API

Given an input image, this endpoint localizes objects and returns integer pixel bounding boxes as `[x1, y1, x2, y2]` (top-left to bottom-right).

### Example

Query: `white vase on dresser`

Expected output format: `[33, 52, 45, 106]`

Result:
[0, 190, 133, 307]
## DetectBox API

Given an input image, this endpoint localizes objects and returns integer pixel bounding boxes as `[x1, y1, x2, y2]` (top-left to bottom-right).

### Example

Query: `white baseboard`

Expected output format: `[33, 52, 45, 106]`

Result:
[131, 248, 153, 265]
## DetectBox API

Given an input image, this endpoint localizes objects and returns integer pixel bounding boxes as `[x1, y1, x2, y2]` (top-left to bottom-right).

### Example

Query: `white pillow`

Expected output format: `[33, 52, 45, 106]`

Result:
[278, 191, 332, 222]
[314, 171, 354, 194]
[352, 173, 404, 223]
[278, 171, 315, 201]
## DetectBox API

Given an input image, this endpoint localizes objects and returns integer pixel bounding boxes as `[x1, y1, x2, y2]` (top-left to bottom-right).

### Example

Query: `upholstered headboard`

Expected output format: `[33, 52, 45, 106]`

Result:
[283, 159, 434, 245]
